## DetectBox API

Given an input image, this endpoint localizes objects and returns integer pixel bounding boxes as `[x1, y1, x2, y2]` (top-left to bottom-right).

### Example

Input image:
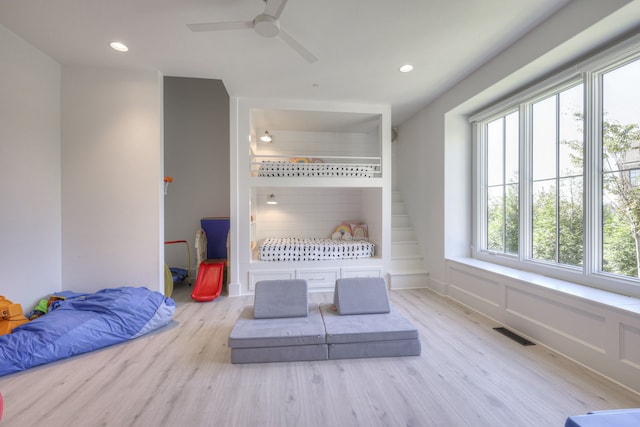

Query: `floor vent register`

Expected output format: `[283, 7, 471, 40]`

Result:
[493, 327, 535, 346]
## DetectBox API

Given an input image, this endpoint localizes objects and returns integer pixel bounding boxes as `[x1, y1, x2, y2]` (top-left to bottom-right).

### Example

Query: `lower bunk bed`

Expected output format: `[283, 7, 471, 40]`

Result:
[258, 237, 375, 262]
[0, 287, 175, 376]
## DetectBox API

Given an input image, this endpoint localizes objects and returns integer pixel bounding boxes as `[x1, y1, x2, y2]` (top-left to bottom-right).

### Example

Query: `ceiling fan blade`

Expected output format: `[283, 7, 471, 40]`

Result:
[279, 28, 317, 64]
[187, 21, 253, 32]
[263, 0, 288, 19]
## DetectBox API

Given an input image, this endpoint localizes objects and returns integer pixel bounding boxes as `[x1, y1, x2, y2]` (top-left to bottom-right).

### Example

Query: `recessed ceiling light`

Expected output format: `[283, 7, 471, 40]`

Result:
[110, 41, 128, 52]
[399, 64, 414, 73]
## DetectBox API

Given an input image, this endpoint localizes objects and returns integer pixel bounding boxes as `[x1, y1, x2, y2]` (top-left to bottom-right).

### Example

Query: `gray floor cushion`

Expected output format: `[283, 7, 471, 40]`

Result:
[229, 304, 326, 349]
[333, 277, 390, 315]
[320, 303, 419, 344]
[329, 339, 421, 360]
[231, 344, 328, 364]
[253, 279, 308, 319]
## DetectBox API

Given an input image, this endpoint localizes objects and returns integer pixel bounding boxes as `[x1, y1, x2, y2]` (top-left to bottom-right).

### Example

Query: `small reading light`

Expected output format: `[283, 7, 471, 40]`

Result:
[399, 64, 414, 73]
[260, 130, 273, 142]
[266, 194, 278, 205]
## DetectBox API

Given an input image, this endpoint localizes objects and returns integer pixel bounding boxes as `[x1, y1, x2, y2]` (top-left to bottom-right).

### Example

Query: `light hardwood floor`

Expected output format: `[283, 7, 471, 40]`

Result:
[1, 285, 639, 427]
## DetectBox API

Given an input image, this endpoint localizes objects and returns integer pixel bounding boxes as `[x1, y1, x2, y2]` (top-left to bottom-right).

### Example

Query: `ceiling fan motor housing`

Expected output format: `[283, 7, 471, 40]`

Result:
[253, 14, 280, 37]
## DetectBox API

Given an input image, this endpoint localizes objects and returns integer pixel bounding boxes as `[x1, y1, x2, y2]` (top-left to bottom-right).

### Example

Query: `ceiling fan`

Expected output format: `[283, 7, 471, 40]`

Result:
[187, 0, 318, 64]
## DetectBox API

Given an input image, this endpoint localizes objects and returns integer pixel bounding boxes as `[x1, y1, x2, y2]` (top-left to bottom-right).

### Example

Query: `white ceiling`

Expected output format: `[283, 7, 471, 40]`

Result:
[0, 0, 573, 126]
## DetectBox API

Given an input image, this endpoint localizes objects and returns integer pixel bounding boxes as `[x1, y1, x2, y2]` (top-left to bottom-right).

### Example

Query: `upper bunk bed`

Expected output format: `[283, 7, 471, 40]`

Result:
[248, 108, 384, 185]
[251, 154, 381, 178]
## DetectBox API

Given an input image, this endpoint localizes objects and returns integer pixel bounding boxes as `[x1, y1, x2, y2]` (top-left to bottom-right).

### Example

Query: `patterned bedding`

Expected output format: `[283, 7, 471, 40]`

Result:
[257, 161, 376, 178]
[259, 238, 375, 261]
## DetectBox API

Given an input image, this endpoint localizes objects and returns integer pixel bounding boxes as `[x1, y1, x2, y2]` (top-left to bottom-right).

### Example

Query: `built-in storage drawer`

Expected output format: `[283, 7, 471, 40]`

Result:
[248, 265, 381, 292]
[296, 268, 339, 290]
[248, 270, 294, 291]
[340, 267, 381, 279]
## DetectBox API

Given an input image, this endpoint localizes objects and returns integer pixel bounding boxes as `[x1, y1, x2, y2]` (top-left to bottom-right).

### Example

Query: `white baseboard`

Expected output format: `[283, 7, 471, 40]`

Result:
[227, 282, 241, 297]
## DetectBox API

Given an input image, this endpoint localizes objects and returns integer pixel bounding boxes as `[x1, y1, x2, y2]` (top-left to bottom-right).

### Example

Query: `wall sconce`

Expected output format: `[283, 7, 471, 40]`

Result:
[260, 130, 273, 143]
[266, 194, 278, 205]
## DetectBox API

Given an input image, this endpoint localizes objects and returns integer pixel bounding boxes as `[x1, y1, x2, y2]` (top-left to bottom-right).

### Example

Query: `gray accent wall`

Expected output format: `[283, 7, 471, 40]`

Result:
[163, 77, 230, 272]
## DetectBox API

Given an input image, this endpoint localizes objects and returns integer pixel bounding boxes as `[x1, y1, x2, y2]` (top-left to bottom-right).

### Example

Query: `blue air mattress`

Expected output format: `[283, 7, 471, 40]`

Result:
[0, 287, 175, 376]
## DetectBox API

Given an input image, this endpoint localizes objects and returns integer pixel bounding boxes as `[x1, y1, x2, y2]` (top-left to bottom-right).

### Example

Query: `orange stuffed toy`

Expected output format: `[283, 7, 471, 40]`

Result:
[0, 296, 29, 335]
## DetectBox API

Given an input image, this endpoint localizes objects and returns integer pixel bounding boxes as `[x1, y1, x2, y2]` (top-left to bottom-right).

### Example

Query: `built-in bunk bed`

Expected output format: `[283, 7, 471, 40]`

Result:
[230, 100, 392, 296]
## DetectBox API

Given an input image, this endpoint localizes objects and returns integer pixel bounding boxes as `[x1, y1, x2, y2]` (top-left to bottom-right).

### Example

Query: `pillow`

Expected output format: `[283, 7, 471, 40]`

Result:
[350, 223, 368, 241]
[334, 224, 350, 237]
[254, 279, 308, 319]
[333, 277, 390, 315]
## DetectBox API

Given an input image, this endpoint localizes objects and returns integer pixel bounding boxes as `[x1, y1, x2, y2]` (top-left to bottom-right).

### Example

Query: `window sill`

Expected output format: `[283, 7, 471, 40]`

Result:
[447, 257, 640, 316]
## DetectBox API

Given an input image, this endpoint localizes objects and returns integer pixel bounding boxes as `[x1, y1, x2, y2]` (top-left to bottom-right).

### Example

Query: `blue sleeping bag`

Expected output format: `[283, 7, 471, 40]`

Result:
[0, 287, 175, 376]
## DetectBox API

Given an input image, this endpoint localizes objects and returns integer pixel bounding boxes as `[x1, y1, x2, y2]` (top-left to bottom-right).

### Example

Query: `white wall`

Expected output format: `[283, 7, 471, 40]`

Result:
[61, 66, 163, 293]
[0, 24, 62, 310]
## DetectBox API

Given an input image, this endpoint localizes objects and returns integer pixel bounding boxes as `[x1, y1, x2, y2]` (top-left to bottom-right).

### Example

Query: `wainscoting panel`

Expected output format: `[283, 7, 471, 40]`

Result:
[504, 284, 607, 352]
[447, 265, 502, 320]
[443, 259, 640, 394]
[617, 312, 640, 385]
[620, 322, 640, 368]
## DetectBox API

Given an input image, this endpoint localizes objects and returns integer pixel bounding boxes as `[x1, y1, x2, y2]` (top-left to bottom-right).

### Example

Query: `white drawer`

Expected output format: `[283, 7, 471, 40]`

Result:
[248, 270, 295, 291]
[296, 268, 339, 289]
[340, 267, 381, 279]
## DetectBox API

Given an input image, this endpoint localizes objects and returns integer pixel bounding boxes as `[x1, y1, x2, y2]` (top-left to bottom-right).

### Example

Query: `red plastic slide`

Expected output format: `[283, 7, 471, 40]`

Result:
[191, 261, 224, 302]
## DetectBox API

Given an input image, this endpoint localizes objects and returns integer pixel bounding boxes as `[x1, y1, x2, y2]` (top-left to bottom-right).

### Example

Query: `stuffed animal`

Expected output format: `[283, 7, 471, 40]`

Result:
[0, 296, 29, 335]
[332, 224, 353, 240]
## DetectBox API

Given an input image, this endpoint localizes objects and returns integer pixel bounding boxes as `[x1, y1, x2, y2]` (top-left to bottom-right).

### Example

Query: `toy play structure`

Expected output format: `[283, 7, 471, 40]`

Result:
[191, 261, 225, 302]
[163, 175, 173, 196]
[189, 218, 229, 302]
[164, 240, 192, 285]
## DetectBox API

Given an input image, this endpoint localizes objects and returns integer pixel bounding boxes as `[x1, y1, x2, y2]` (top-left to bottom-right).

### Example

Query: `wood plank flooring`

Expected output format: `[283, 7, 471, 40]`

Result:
[1, 285, 639, 426]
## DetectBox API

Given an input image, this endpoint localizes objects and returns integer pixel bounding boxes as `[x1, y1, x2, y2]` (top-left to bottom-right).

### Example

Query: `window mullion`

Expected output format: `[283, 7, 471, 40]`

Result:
[520, 103, 532, 262]
[555, 94, 561, 264]
[502, 119, 508, 253]
[583, 70, 599, 277]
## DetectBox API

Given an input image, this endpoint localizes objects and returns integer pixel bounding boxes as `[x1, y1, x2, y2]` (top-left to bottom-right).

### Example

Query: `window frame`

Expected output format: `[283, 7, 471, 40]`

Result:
[471, 33, 640, 298]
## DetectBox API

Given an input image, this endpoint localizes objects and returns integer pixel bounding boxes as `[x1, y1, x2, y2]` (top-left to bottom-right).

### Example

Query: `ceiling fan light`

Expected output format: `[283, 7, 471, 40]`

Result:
[253, 14, 280, 38]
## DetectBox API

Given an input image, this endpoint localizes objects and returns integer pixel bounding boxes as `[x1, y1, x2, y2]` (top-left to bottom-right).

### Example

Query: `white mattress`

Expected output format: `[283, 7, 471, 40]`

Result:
[257, 161, 375, 178]
[259, 238, 375, 261]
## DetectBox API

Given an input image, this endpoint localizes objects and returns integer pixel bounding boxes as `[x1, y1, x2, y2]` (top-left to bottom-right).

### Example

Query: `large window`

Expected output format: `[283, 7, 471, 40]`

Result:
[474, 37, 640, 296]
[486, 111, 519, 255]
[531, 85, 584, 267]
[601, 58, 640, 278]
